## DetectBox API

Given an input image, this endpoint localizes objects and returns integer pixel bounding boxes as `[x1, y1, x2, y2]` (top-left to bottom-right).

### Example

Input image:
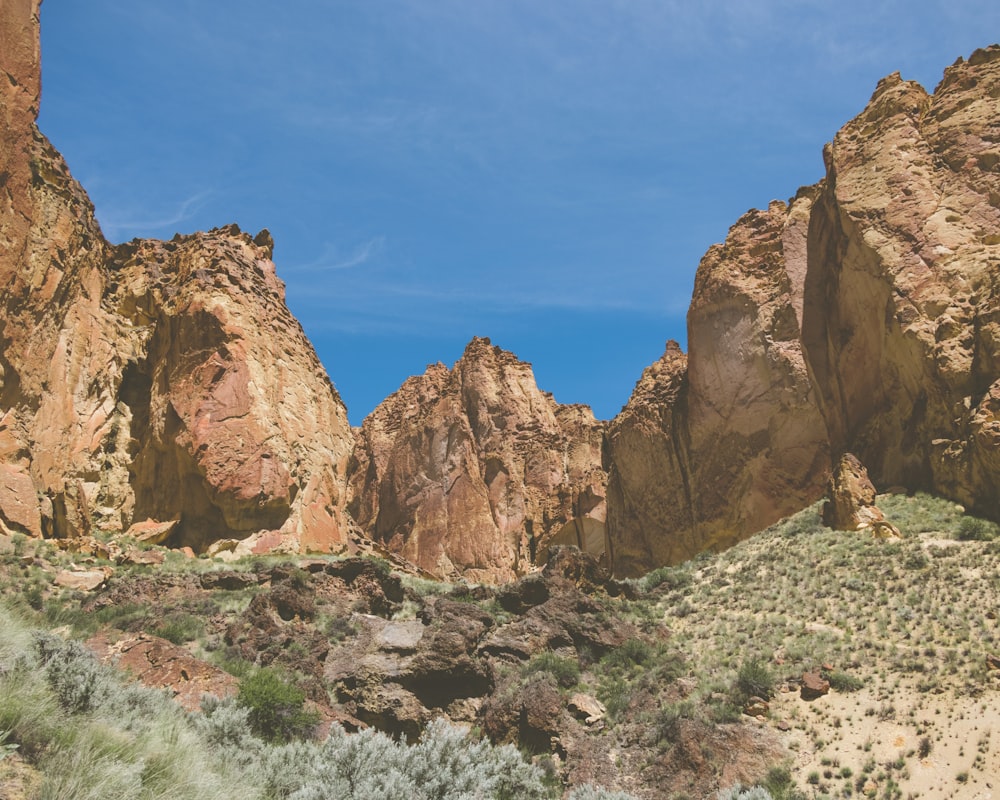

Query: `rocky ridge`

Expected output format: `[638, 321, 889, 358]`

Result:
[346, 337, 607, 583]
[607, 45, 1000, 574]
[3, 1, 1000, 583]
[1, 2, 356, 555]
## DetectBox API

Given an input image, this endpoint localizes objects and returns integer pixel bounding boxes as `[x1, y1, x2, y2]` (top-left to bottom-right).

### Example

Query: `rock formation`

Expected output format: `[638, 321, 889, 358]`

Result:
[802, 47, 1000, 519]
[6, 1, 1000, 582]
[347, 337, 607, 582]
[0, 3, 355, 552]
[822, 452, 895, 533]
[606, 197, 830, 576]
[607, 46, 1000, 575]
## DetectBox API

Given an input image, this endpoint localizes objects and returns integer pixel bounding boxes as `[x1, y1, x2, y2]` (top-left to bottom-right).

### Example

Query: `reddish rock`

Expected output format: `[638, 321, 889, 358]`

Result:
[88, 632, 237, 711]
[347, 337, 607, 582]
[800, 672, 830, 700]
[0, 9, 355, 555]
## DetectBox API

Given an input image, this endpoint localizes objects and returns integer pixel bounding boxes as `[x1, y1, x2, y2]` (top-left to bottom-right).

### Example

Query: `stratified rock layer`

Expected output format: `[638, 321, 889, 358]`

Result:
[347, 338, 607, 582]
[0, 4, 354, 551]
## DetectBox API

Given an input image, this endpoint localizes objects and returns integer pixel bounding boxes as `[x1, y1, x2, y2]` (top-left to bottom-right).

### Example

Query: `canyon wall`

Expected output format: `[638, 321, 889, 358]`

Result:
[606, 197, 830, 576]
[5, 3, 1000, 581]
[606, 45, 1000, 575]
[801, 49, 1000, 518]
[0, 3, 356, 552]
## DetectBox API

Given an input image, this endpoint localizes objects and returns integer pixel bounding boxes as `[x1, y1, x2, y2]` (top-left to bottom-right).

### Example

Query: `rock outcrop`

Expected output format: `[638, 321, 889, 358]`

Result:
[607, 46, 1000, 575]
[822, 453, 895, 533]
[347, 337, 607, 582]
[606, 197, 829, 576]
[0, 4, 355, 552]
[802, 47, 1000, 520]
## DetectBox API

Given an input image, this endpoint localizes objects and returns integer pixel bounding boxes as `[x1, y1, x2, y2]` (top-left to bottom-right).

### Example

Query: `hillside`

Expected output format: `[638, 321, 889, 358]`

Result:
[0, 493, 996, 798]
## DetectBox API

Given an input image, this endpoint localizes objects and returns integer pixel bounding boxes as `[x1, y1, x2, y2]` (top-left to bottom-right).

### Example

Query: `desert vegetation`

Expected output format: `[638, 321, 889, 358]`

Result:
[0, 491, 997, 798]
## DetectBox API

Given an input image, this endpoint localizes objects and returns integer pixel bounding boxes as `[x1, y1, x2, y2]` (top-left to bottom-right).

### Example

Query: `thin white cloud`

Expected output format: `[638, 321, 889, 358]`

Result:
[287, 237, 386, 272]
[98, 190, 211, 241]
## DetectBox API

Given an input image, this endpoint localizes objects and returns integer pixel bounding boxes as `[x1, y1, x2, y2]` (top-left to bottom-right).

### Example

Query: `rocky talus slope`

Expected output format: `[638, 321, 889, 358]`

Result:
[347, 337, 607, 583]
[607, 46, 1000, 575]
[0, 2, 356, 554]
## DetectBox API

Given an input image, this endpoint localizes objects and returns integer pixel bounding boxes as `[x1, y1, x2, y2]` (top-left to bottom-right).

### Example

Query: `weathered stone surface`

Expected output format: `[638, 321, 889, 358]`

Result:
[801, 46, 1000, 521]
[54, 568, 111, 592]
[800, 671, 830, 700]
[126, 518, 179, 545]
[347, 337, 607, 582]
[823, 453, 887, 530]
[88, 631, 237, 712]
[568, 692, 606, 725]
[607, 196, 829, 575]
[0, 8, 355, 555]
[607, 46, 1000, 574]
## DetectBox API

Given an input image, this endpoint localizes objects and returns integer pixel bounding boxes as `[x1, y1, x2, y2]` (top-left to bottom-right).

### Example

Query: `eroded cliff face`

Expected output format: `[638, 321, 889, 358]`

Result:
[347, 338, 607, 583]
[802, 46, 1000, 518]
[607, 45, 1000, 575]
[0, 4, 355, 552]
[606, 197, 829, 576]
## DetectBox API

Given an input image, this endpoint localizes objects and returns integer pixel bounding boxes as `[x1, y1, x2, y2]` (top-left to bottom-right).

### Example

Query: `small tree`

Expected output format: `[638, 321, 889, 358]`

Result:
[237, 667, 319, 743]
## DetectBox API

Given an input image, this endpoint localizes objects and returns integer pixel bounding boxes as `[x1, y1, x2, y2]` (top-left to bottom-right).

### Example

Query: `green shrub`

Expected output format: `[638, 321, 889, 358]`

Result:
[155, 612, 205, 644]
[957, 516, 998, 541]
[641, 565, 692, 593]
[602, 639, 653, 671]
[825, 670, 864, 692]
[236, 667, 319, 743]
[523, 652, 580, 688]
[735, 657, 774, 701]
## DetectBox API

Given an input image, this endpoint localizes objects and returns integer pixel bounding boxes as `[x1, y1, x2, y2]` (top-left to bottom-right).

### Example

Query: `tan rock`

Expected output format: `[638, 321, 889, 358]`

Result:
[54, 568, 111, 592]
[120, 548, 165, 566]
[801, 46, 1000, 521]
[607, 195, 829, 575]
[125, 518, 179, 545]
[823, 453, 887, 531]
[567, 692, 606, 725]
[347, 337, 607, 582]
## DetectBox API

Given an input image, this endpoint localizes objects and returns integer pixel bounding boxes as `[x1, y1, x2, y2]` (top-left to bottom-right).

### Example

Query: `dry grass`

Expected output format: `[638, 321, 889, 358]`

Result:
[650, 496, 1000, 800]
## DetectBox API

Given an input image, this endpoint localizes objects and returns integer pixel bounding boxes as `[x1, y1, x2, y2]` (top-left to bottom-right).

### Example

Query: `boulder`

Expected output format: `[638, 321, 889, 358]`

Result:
[800, 672, 830, 700]
[823, 453, 888, 531]
[568, 693, 606, 726]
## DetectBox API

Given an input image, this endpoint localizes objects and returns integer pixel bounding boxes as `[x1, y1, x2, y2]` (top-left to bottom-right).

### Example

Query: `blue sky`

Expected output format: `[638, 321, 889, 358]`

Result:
[38, 2, 1000, 425]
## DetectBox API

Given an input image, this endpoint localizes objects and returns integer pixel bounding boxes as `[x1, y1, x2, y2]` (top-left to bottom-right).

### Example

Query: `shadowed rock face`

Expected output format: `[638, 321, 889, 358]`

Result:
[347, 337, 607, 583]
[0, 5, 354, 551]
